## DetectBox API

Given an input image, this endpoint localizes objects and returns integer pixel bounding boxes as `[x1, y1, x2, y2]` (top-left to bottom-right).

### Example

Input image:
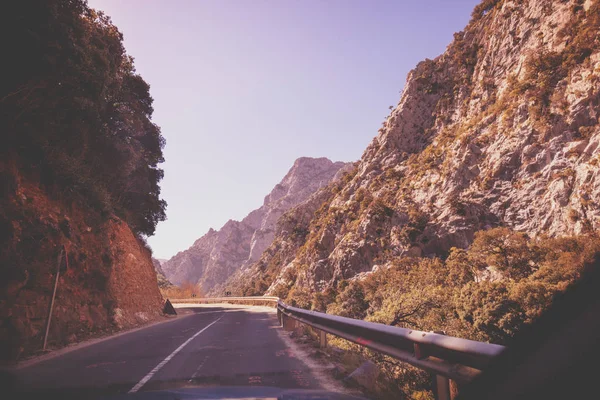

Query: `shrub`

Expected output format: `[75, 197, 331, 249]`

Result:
[370, 198, 394, 219]
[471, 0, 500, 21]
[455, 280, 525, 343]
[327, 281, 369, 319]
[285, 286, 313, 308]
[321, 228, 599, 345]
[469, 228, 534, 279]
[160, 281, 203, 299]
[303, 228, 600, 397]
[399, 207, 429, 245]
[311, 287, 337, 312]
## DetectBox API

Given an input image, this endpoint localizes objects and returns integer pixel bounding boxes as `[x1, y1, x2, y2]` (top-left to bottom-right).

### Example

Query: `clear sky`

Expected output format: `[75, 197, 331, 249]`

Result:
[87, 0, 479, 259]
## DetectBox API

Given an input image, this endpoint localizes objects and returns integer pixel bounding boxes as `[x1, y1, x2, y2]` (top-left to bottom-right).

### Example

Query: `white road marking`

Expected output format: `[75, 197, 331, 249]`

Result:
[189, 355, 210, 381]
[128, 315, 223, 393]
[189, 309, 244, 315]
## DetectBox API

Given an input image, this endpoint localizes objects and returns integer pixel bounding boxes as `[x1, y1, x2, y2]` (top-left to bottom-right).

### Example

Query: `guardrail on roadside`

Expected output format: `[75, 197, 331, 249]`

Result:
[170, 296, 506, 399]
[171, 296, 279, 306]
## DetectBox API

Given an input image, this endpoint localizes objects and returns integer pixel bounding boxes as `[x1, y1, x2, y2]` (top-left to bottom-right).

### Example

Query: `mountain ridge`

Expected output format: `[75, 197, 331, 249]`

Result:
[223, 0, 600, 299]
[161, 157, 352, 293]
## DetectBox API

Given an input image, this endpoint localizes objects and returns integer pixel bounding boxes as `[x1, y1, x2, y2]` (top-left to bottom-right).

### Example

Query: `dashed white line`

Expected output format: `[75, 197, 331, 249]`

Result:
[183, 309, 245, 315]
[189, 355, 210, 381]
[128, 315, 223, 393]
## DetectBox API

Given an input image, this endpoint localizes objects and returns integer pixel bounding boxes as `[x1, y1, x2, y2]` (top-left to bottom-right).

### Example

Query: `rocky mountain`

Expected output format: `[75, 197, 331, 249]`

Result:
[161, 157, 351, 293]
[227, 0, 600, 298]
[220, 168, 356, 295]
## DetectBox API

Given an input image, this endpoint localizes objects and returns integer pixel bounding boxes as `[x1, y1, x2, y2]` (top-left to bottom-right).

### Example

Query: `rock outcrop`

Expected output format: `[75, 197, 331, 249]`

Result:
[0, 167, 164, 361]
[220, 168, 356, 295]
[152, 258, 173, 289]
[161, 157, 351, 293]
[229, 0, 600, 297]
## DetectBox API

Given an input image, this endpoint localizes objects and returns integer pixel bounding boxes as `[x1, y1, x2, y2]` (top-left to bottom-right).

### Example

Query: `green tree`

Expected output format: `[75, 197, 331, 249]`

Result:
[469, 228, 534, 279]
[455, 280, 525, 344]
[445, 247, 482, 286]
[327, 281, 369, 319]
[312, 287, 337, 312]
[1, 0, 166, 236]
[286, 287, 312, 309]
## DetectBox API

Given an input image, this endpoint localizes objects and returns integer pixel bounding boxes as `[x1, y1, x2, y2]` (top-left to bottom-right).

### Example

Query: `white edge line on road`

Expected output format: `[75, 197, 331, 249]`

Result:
[16, 314, 194, 370]
[128, 315, 223, 393]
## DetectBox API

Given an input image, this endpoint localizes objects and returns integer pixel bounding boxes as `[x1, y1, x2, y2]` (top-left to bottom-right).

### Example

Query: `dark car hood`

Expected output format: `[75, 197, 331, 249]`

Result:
[103, 386, 366, 400]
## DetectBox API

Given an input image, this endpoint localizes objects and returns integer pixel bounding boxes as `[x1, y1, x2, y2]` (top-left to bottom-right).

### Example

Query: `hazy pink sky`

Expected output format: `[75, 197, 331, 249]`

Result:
[87, 0, 479, 259]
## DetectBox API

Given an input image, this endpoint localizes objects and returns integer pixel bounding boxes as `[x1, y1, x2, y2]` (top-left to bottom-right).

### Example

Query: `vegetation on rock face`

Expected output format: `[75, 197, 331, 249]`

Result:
[471, 0, 501, 21]
[316, 228, 599, 343]
[231, 0, 600, 299]
[163, 158, 350, 294]
[160, 281, 203, 299]
[0, 0, 166, 360]
[219, 166, 360, 297]
[1, 0, 166, 236]
[153, 259, 175, 290]
[290, 228, 600, 397]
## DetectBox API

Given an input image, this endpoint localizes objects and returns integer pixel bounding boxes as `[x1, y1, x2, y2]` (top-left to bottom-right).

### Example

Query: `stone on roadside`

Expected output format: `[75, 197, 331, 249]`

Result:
[344, 360, 379, 391]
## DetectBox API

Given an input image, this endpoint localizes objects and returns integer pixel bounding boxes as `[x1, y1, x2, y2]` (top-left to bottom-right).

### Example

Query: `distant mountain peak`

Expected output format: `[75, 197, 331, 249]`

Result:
[161, 157, 352, 291]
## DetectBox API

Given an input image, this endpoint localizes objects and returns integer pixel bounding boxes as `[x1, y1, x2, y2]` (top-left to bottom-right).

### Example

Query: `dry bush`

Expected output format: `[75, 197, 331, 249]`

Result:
[160, 280, 203, 299]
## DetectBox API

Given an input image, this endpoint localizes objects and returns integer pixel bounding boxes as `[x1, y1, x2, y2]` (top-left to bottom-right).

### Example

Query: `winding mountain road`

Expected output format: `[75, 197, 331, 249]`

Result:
[12, 305, 344, 399]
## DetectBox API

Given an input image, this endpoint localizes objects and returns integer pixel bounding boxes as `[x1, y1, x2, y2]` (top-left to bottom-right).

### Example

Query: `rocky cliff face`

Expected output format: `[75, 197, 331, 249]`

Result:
[161, 157, 351, 293]
[220, 166, 357, 295]
[0, 166, 164, 361]
[152, 258, 173, 289]
[230, 0, 600, 297]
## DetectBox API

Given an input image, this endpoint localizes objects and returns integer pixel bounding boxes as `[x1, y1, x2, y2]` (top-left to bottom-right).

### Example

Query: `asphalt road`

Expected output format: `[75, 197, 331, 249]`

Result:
[11, 305, 333, 399]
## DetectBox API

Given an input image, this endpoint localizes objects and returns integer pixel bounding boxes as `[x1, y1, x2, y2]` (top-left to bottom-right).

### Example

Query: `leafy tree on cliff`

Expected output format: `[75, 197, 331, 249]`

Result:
[286, 228, 600, 346]
[1, 0, 166, 235]
[469, 228, 534, 280]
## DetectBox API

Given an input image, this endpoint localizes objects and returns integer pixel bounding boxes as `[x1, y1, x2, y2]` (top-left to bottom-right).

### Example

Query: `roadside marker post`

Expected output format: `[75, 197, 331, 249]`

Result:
[42, 246, 66, 351]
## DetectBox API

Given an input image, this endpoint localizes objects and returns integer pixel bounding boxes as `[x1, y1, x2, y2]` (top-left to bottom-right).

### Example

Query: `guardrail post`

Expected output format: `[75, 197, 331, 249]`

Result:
[283, 315, 295, 331]
[429, 330, 456, 400]
[277, 308, 282, 326]
[319, 330, 327, 348]
[434, 374, 451, 400]
[414, 343, 424, 359]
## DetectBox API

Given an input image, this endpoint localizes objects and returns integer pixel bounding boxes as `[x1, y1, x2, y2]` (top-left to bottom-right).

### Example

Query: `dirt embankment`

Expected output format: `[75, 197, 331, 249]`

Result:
[0, 166, 164, 362]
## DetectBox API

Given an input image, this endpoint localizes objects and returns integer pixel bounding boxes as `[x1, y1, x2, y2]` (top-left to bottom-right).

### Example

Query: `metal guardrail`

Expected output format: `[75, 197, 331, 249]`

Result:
[277, 303, 505, 382]
[171, 296, 506, 398]
[171, 296, 279, 305]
